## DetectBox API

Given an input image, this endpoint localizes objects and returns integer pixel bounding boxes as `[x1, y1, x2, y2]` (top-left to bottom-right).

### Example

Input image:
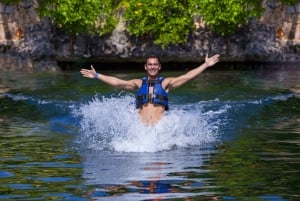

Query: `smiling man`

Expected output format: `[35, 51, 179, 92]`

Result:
[80, 54, 220, 124]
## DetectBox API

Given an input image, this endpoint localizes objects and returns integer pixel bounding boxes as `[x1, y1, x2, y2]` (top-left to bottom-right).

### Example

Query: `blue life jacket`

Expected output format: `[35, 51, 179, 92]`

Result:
[135, 76, 169, 110]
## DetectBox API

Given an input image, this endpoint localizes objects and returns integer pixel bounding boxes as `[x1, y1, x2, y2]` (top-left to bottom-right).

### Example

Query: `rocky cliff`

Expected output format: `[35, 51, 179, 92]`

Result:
[0, 0, 299, 71]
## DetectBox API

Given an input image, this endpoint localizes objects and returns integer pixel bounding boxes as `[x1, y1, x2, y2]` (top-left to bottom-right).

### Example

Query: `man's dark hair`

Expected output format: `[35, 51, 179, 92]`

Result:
[146, 55, 161, 64]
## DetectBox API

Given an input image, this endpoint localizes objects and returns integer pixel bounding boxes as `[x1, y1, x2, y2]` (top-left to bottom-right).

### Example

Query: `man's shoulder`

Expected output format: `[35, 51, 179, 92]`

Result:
[162, 77, 174, 82]
[129, 78, 142, 88]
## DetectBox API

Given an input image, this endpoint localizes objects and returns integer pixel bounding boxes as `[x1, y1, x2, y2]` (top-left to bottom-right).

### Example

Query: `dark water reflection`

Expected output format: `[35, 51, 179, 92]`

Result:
[0, 63, 299, 200]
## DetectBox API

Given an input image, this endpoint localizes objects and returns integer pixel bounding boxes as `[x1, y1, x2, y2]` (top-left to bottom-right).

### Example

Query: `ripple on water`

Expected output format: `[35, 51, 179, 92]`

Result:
[0, 170, 14, 178]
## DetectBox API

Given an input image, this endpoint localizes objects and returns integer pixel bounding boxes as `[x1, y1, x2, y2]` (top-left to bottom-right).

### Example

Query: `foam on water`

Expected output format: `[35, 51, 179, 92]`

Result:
[74, 94, 225, 152]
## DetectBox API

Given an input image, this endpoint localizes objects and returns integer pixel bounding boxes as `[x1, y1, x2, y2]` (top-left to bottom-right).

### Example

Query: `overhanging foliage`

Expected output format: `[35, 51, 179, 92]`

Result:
[2, 0, 299, 46]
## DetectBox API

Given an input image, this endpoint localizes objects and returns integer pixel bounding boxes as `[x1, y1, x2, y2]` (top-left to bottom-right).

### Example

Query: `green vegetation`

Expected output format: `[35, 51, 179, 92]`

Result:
[1, 0, 299, 45]
[196, 0, 263, 36]
[37, 0, 120, 36]
[125, 0, 194, 46]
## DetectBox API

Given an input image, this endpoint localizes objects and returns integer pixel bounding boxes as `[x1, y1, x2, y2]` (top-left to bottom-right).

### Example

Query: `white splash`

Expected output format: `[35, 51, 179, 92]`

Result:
[74, 94, 223, 152]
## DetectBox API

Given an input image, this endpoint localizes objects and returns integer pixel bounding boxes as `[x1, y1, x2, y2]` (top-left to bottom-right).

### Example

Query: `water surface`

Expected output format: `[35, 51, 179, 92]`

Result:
[0, 63, 299, 200]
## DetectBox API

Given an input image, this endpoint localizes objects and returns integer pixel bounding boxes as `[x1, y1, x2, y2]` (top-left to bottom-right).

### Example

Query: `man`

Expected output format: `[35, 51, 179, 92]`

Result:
[80, 54, 220, 124]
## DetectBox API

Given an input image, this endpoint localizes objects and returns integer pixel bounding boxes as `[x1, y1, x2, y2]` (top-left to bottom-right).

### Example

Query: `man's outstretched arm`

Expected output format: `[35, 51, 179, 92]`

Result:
[80, 65, 140, 91]
[165, 54, 220, 90]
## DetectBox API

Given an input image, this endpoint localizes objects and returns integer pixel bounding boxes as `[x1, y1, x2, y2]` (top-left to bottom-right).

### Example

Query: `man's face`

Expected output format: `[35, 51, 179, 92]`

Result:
[145, 58, 161, 78]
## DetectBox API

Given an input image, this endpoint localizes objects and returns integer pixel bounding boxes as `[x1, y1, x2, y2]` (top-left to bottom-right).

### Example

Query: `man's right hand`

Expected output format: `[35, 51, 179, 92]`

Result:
[80, 65, 97, 79]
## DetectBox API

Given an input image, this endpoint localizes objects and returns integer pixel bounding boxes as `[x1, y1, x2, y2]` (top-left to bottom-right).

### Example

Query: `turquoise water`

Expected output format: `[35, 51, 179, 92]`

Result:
[0, 64, 299, 200]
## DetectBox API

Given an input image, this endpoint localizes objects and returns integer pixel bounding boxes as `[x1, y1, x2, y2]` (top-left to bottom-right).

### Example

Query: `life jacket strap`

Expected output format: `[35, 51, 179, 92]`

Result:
[153, 94, 168, 101]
